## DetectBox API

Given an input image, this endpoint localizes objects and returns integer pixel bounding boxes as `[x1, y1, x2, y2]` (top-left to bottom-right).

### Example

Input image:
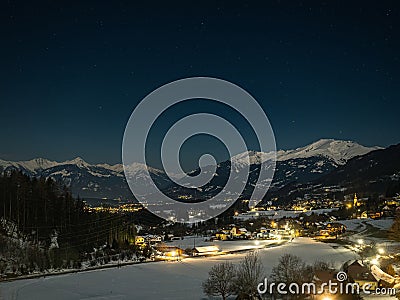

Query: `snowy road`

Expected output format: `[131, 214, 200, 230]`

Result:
[0, 238, 356, 300]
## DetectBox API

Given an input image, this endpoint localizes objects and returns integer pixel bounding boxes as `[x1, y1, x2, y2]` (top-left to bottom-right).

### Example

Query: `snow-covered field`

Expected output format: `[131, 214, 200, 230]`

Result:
[0, 238, 356, 300]
[366, 218, 394, 230]
[167, 236, 279, 252]
[235, 208, 338, 221]
[337, 218, 394, 232]
[337, 218, 399, 254]
[337, 218, 368, 231]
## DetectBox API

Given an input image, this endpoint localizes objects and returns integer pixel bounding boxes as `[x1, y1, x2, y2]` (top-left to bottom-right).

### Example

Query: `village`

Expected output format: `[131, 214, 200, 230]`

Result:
[115, 192, 400, 297]
[130, 193, 399, 251]
[1, 189, 400, 299]
[1, 191, 400, 299]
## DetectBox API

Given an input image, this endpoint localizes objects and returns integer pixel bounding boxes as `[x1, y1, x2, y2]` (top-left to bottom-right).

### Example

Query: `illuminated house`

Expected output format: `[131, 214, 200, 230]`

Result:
[326, 223, 346, 234]
[230, 227, 248, 239]
[215, 230, 230, 241]
[154, 245, 184, 260]
[346, 261, 379, 291]
[134, 236, 145, 245]
[192, 246, 220, 256]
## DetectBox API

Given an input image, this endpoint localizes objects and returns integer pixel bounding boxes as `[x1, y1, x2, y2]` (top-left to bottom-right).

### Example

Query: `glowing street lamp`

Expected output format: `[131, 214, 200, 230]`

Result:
[378, 248, 385, 255]
[357, 239, 364, 245]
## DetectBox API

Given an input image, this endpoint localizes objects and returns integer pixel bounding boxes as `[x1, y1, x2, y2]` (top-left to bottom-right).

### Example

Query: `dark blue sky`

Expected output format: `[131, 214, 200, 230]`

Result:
[1, 1, 399, 167]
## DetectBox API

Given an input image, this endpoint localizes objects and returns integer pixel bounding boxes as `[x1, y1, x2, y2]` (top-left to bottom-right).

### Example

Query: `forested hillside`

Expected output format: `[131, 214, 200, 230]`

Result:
[0, 171, 138, 277]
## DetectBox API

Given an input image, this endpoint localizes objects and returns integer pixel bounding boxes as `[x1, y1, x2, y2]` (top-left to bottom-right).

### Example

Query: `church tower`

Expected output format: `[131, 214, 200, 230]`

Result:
[353, 193, 358, 207]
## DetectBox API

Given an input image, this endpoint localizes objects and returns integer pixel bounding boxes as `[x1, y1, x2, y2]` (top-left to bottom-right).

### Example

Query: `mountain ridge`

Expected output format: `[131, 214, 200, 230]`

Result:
[0, 139, 384, 201]
[1, 139, 382, 173]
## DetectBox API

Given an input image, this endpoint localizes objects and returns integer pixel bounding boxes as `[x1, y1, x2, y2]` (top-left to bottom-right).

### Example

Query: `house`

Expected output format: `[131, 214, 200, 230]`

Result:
[269, 229, 289, 239]
[230, 227, 249, 239]
[230, 226, 243, 238]
[215, 230, 230, 241]
[316, 223, 346, 239]
[313, 270, 341, 294]
[382, 205, 395, 217]
[326, 223, 346, 235]
[259, 227, 268, 233]
[256, 231, 269, 239]
[145, 235, 162, 245]
[369, 212, 382, 219]
[346, 260, 379, 291]
[134, 236, 145, 245]
[256, 227, 270, 239]
[192, 246, 220, 256]
[239, 228, 252, 239]
[154, 245, 184, 260]
[386, 198, 400, 206]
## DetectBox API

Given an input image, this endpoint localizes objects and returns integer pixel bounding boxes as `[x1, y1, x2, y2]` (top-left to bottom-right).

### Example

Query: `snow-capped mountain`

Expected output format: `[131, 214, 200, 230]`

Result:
[232, 139, 382, 166]
[159, 139, 383, 201]
[278, 139, 382, 164]
[0, 158, 60, 175]
[0, 139, 383, 201]
[215, 139, 382, 192]
[0, 158, 170, 200]
[268, 143, 400, 204]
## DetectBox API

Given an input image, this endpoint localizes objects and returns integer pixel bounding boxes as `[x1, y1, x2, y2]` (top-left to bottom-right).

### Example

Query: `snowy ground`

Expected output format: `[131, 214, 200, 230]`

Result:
[365, 218, 394, 230]
[337, 217, 400, 261]
[338, 218, 395, 244]
[0, 238, 356, 300]
[235, 208, 338, 221]
[337, 218, 368, 231]
[167, 236, 279, 252]
[337, 218, 394, 232]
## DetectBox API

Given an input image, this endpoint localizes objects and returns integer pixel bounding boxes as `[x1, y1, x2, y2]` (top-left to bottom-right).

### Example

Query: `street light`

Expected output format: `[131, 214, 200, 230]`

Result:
[357, 239, 364, 245]
[378, 248, 385, 255]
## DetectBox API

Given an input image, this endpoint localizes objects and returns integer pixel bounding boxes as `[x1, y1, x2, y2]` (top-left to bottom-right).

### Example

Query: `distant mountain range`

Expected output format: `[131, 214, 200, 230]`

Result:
[268, 143, 400, 203]
[0, 139, 393, 204]
[161, 139, 384, 202]
[0, 157, 170, 200]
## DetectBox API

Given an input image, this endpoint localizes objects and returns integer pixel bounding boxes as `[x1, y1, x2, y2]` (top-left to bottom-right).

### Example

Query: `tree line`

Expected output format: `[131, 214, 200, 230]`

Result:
[203, 252, 362, 300]
[0, 171, 137, 275]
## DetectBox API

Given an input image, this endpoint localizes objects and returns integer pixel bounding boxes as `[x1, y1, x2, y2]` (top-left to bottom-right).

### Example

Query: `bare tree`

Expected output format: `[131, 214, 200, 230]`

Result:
[234, 251, 264, 299]
[202, 261, 237, 300]
[312, 260, 333, 272]
[270, 254, 309, 285]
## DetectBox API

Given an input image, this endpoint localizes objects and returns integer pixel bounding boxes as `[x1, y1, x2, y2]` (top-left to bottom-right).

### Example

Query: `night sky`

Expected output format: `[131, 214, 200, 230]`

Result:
[1, 1, 399, 168]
